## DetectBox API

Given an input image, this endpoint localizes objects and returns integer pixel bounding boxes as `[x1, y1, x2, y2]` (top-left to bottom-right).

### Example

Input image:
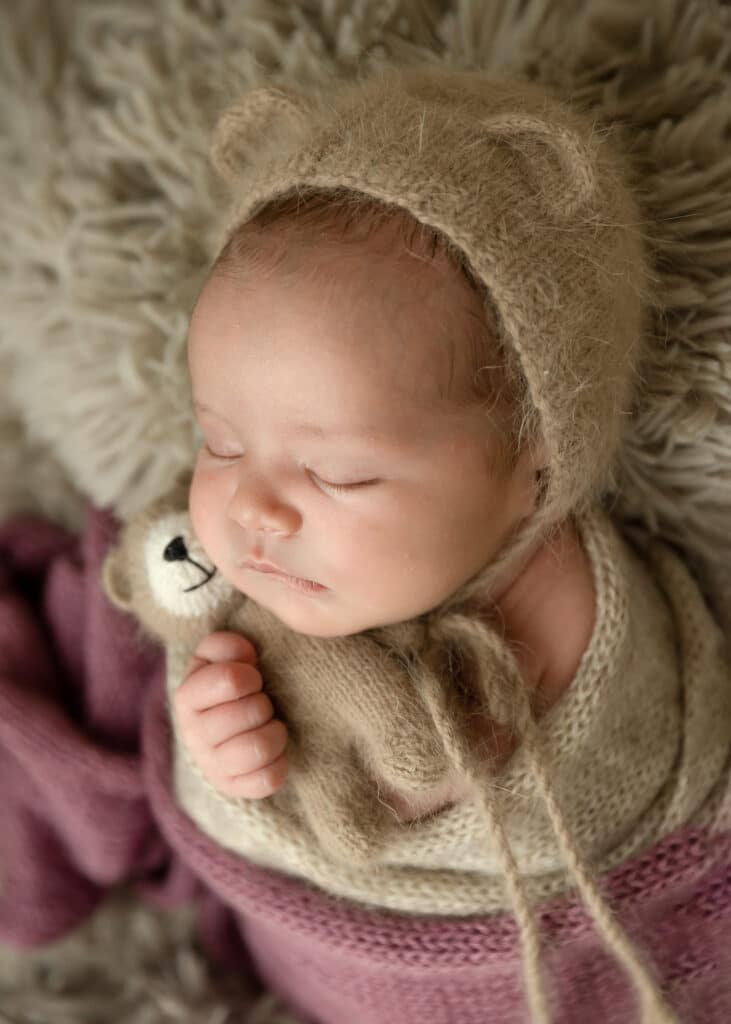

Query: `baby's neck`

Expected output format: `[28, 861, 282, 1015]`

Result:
[488, 528, 552, 611]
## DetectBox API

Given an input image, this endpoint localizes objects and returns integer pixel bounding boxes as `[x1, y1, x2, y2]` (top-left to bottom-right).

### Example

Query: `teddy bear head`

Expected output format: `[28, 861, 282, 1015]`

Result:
[102, 474, 242, 645]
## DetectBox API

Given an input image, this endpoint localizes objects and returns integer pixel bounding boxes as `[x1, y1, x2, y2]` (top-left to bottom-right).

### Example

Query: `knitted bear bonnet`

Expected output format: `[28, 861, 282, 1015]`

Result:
[209, 63, 649, 594]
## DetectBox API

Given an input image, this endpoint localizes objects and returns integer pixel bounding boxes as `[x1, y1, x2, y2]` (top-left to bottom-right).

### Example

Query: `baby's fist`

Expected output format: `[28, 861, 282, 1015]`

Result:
[173, 631, 288, 799]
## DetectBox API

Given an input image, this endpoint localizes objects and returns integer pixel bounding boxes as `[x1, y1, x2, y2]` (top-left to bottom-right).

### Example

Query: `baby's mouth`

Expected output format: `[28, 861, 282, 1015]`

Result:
[239, 558, 327, 592]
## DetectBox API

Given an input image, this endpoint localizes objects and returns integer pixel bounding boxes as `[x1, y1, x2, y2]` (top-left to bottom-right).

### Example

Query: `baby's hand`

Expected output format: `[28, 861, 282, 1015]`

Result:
[173, 631, 288, 799]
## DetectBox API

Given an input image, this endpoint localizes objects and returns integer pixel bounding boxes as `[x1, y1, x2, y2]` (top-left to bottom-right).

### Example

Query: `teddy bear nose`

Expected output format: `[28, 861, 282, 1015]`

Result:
[164, 536, 189, 562]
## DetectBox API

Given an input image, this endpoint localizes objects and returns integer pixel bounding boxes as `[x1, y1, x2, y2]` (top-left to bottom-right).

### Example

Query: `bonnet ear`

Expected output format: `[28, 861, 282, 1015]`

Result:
[480, 113, 600, 217]
[211, 85, 311, 185]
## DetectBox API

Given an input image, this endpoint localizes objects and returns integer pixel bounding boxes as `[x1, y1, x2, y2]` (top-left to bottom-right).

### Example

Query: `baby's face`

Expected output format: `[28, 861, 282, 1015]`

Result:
[187, 237, 538, 638]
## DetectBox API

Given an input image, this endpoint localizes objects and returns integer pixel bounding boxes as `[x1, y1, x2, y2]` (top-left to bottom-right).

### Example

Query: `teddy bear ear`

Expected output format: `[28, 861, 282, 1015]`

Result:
[102, 546, 133, 612]
[211, 86, 311, 185]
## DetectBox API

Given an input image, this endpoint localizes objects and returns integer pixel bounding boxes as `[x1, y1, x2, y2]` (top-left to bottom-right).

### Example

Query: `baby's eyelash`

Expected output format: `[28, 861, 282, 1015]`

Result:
[203, 444, 239, 460]
[201, 446, 378, 493]
[314, 475, 379, 494]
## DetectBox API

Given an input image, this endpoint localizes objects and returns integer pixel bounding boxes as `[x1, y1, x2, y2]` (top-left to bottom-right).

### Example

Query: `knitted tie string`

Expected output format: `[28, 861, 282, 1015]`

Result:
[416, 613, 679, 1024]
[522, 723, 680, 1024]
[415, 652, 553, 1022]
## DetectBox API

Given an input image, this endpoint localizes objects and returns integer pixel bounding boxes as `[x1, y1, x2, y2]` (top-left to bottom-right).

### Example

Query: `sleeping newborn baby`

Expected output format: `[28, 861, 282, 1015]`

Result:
[104, 66, 731, 1023]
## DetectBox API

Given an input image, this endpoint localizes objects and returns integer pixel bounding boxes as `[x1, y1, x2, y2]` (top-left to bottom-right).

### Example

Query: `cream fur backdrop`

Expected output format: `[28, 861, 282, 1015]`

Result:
[1, 0, 729, 1021]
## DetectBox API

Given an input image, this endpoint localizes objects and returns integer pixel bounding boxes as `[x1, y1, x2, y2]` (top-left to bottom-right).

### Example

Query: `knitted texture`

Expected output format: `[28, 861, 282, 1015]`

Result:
[150, 722, 731, 1024]
[1, 506, 729, 1023]
[169, 503, 731, 916]
[98, 470, 730, 1020]
[210, 65, 649, 532]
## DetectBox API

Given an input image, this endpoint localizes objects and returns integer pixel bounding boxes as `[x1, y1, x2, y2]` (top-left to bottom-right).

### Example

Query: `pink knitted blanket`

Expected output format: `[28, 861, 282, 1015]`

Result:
[0, 507, 729, 1023]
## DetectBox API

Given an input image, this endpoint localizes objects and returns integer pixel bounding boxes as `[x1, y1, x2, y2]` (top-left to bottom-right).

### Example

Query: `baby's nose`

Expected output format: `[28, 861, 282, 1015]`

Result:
[228, 475, 301, 535]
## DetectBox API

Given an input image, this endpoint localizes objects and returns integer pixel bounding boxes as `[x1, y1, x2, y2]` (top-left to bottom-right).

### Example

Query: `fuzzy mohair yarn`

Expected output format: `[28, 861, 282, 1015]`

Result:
[210, 65, 649, 534]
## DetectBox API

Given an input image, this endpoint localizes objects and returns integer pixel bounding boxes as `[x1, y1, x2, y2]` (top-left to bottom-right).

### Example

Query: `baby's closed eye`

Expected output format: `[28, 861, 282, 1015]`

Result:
[310, 472, 381, 494]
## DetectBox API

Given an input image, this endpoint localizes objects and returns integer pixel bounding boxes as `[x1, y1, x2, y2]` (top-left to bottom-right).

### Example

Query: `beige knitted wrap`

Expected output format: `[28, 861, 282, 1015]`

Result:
[163, 502, 731, 1024]
[170, 504, 731, 915]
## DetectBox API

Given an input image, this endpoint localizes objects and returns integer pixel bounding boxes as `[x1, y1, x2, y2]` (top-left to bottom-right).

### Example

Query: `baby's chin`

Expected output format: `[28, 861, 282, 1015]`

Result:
[225, 573, 346, 637]
[257, 600, 364, 639]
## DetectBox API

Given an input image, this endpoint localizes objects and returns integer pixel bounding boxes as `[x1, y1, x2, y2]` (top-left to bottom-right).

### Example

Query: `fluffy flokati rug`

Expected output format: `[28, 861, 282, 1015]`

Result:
[0, 890, 298, 1024]
[1, 0, 730, 1020]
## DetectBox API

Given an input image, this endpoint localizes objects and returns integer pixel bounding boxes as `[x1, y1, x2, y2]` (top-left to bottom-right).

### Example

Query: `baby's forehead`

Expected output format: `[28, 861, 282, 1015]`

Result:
[195, 215, 488, 405]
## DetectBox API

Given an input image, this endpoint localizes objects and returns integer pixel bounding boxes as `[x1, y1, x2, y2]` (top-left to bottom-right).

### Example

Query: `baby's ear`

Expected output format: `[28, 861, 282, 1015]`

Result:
[211, 86, 311, 185]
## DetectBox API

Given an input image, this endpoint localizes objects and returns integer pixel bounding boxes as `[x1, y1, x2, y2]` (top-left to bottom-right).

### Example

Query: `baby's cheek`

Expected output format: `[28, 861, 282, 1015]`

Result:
[189, 462, 222, 556]
[188, 465, 205, 532]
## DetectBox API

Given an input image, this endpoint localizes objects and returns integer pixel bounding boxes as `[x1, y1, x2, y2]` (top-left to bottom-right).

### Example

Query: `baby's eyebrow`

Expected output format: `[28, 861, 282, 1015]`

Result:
[293, 421, 404, 449]
[193, 400, 407, 451]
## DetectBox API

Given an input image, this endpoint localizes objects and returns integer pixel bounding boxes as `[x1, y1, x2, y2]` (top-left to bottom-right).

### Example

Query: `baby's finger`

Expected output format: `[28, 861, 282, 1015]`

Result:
[195, 692, 275, 749]
[175, 660, 263, 714]
[220, 752, 289, 799]
[214, 718, 288, 778]
[186, 631, 258, 676]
